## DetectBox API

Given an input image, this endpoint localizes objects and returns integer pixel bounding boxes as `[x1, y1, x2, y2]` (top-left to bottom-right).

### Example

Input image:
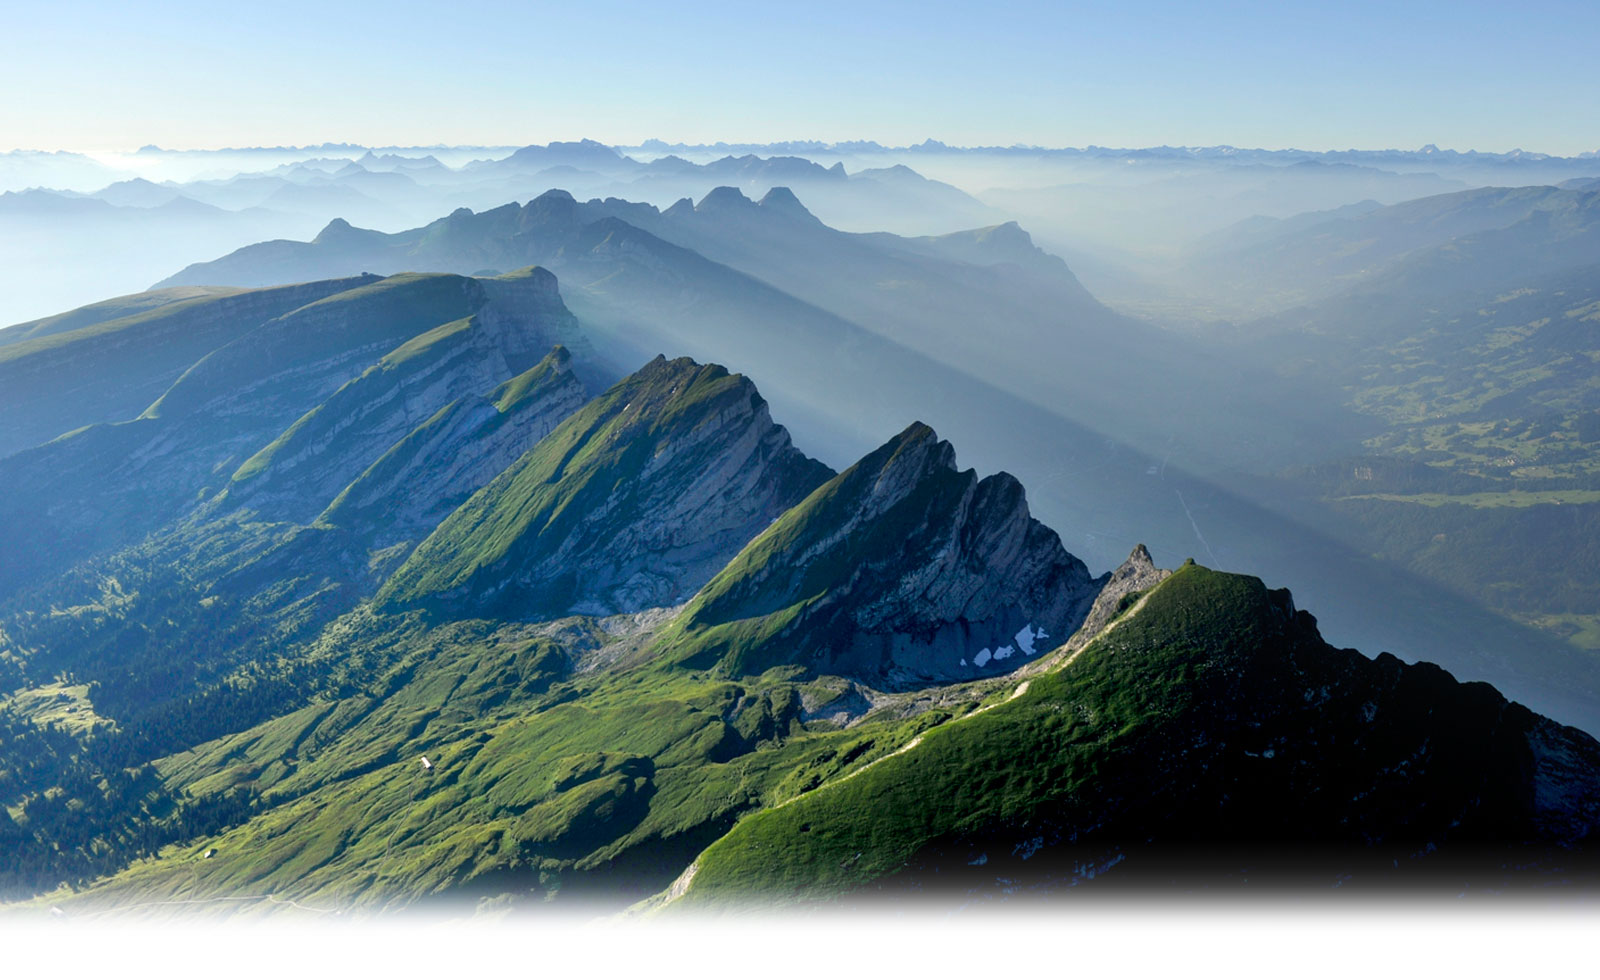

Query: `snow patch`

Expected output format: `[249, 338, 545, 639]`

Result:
[974, 648, 992, 667]
[1014, 624, 1037, 656]
[991, 645, 1015, 661]
[1014, 836, 1045, 861]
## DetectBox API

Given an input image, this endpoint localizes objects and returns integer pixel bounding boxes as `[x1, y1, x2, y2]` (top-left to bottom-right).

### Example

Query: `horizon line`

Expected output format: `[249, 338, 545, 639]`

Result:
[4, 139, 1598, 161]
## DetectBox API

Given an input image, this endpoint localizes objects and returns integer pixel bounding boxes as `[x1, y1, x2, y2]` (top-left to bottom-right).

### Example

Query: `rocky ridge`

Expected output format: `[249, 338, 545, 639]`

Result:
[224, 268, 587, 524]
[319, 346, 590, 548]
[670, 422, 1104, 686]
[381, 355, 833, 620]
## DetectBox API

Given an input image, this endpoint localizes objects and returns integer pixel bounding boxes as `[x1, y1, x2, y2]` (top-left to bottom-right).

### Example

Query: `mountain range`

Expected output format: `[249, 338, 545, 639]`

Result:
[4, 151, 1600, 916]
[131, 186, 1600, 738]
[1, 259, 1596, 913]
[1185, 185, 1600, 317]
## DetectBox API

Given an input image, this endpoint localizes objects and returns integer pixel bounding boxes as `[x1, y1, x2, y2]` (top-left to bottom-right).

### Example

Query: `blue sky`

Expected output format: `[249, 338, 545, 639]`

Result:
[5, 0, 1597, 154]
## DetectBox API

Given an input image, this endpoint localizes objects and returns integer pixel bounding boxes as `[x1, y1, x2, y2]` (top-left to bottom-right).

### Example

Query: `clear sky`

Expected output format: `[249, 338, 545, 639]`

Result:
[4, 0, 1597, 155]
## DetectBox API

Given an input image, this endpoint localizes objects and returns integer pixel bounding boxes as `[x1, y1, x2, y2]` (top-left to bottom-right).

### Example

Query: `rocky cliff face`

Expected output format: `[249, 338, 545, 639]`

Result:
[319, 346, 589, 548]
[671, 422, 1104, 687]
[1048, 542, 1172, 662]
[223, 268, 588, 524]
[381, 356, 833, 620]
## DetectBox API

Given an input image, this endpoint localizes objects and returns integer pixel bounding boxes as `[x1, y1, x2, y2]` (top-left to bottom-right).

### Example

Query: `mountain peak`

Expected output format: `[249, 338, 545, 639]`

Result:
[520, 189, 580, 228]
[381, 355, 831, 619]
[505, 140, 626, 169]
[696, 185, 755, 211]
[671, 420, 1100, 685]
[756, 186, 822, 224]
[1063, 542, 1172, 652]
[531, 187, 576, 203]
[866, 421, 957, 506]
[311, 216, 376, 244]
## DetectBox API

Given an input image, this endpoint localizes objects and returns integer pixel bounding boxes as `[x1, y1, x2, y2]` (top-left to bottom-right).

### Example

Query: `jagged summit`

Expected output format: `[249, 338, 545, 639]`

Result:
[1056, 542, 1173, 657]
[380, 355, 832, 620]
[666, 420, 1102, 686]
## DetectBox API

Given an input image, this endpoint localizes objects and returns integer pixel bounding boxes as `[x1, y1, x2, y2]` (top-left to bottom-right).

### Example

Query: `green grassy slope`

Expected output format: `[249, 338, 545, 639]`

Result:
[39, 607, 961, 913]
[13, 523, 1598, 913]
[0, 276, 382, 457]
[228, 314, 486, 490]
[142, 273, 488, 423]
[380, 356, 830, 619]
[0, 285, 244, 347]
[676, 562, 1597, 906]
[0, 269, 599, 899]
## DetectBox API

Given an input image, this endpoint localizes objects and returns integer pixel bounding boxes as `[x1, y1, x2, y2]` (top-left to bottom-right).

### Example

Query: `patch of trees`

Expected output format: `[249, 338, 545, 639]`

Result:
[1330, 498, 1600, 617]
[1579, 410, 1600, 445]
[0, 708, 262, 900]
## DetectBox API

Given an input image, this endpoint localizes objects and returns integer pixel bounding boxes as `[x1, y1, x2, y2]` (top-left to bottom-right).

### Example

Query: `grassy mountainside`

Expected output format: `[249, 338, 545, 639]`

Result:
[677, 563, 1600, 907]
[0, 285, 244, 348]
[0, 270, 587, 603]
[0, 276, 381, 457]
[316, 346, 590, 548]
[0, 269, 602, 897]
[35, 603, 962, 913]
[35, 561, 1595, 916]
[381, 356, 831, 620]
[147, 187, 1600, 744]
[2, 193, 1598, 914]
